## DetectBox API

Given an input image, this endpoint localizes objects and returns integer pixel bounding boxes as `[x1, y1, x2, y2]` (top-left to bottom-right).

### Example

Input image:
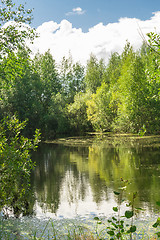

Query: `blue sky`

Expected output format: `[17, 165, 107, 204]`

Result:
[16, 0, 160, 64]
[22, 0, 159, 31]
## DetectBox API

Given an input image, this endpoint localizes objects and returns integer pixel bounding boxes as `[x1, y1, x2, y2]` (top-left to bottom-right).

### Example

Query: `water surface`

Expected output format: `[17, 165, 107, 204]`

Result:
[31, 134, 160, 219]
[1, 134, 160, 239]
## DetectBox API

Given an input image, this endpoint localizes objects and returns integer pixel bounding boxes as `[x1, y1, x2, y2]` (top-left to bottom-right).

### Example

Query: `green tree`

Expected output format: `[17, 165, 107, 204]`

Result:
[143, 32, 160, 133]
[87, 82, 117, 131]
[33, 51, 63, 135]
[85, 54, 105, 93]
[0, 49, 43, 135]
[112, 44, 148, 133]
[0, 0, 41, 218]
[45, 93, 70, 138]
[33, 50, 61, 98]
[0, 0, 36, 56]
[68, 91, 92, 133]
[59, 55, 85, 103]
[0, 116, 40, 217]
[103, 52, 121, 86]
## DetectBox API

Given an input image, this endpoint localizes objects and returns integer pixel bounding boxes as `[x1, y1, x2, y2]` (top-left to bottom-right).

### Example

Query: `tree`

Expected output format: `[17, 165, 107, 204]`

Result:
[68, 91, 92, 133]
[59, 55, 85, 103]
[0, 116, 40, 217]
[0, 0, 41, 217]
[103, 52, 121, 86]
[85, 54, 105, 93]
[44, 93, 71, 138]
[87, 83, 116, 131]
[0, 0, 36, 57]
[33, 50, 61, 98]
[143, 32, 160, 133]
[113, 44, 148, 133]
[0, 49, 43, 136]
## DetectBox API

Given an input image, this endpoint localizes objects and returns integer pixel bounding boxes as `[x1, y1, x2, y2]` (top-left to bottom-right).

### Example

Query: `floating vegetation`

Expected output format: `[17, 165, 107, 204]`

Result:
[45, 134, 160, 149]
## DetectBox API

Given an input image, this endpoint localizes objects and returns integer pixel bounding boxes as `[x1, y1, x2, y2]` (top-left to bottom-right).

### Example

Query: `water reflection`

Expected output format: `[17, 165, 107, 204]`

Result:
[31, 136, 160, 218]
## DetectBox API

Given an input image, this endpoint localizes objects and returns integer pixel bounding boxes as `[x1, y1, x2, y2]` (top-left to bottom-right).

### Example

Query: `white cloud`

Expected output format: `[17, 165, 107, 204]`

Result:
[30, 12, 160, 65]
[66, 7, 85, 16]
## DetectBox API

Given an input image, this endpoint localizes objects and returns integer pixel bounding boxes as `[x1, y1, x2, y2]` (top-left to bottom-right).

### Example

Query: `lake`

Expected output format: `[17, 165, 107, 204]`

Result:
[1, 134, 160, 239]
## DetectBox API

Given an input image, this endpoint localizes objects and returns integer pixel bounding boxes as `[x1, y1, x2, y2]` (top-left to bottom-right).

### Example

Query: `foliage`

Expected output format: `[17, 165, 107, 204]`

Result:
[46, 92, 71, 137]
[93, 179, 143, 240]
[0, 49, 43, 136]
[0, 0, 36, 56]
[85, 54, 105, 93]
[152, 201, 160, 238]
[113, 46, 149, 133]
[0, 0, 41, 218]
[0, 115, 41, 217]
[59, 55, 85, 103]
[33, 50, 61, 97]
[1, 1, 160, 138]
[68, 91, 92, 133]
[87, 82, 117, 131]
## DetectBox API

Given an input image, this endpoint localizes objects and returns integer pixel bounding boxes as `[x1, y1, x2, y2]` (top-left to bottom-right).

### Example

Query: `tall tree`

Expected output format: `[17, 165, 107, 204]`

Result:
[33, 50, 61, 98]
[68, 91, 92, 133]
[59, 55, 85, 103]
[113, 45, 148, 132]
[0, 0, 41, 217]
[85, 54, 105, 93]
[0, 0, 36, 56]
[87, 82, 116, 131]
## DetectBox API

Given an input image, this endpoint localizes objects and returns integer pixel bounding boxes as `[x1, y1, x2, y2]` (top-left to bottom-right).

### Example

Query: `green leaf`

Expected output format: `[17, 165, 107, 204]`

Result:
[156, 201, 160, 207]
[94, 217, 100, 221]
[113, 207, 118, 212]
[107, 230, 114, 236]
[153, 218, 160, 228]
[153, 222, 158, 228]
[135, 207, 145, 211]
[125, 210, 133, 219]
[155, 232, 160, 237]
[114, 191, 120, 195]
[129, 225, 136, 233]
[116, 232, 121, 238]
[112, 217, 117, 221]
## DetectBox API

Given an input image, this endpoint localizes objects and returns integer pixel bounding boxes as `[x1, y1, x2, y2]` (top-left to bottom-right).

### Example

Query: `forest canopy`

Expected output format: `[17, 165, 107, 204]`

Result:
[1, 40, 160, 137]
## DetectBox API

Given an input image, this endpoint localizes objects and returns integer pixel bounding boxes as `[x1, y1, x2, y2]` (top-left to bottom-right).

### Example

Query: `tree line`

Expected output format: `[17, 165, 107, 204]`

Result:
[1, 38, 160, 138]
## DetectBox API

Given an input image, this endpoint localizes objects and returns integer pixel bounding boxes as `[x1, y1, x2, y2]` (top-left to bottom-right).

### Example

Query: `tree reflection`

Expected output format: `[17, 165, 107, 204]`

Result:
[31, 136, 160, 216]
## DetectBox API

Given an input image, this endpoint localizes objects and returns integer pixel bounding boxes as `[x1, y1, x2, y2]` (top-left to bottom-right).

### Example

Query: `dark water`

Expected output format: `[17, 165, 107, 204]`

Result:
[31, 135, 160, 219]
